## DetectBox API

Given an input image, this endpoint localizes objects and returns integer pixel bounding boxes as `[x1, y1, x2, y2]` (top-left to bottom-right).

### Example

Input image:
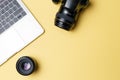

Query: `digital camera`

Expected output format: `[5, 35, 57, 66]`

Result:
[52, 0, 89, 30]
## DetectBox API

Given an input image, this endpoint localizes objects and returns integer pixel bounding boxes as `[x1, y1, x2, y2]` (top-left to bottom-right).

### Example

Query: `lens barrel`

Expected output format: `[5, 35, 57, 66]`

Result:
[55, 7, 76, 30]
[54, 0, 89, 31]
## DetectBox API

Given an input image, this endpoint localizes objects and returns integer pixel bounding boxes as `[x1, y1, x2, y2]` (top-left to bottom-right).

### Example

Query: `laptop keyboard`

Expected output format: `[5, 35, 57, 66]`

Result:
[0, 0, 27, 34]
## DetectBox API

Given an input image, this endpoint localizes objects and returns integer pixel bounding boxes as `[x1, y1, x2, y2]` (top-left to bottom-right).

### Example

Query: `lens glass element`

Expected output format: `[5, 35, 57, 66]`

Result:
[22, 62, 31, 71]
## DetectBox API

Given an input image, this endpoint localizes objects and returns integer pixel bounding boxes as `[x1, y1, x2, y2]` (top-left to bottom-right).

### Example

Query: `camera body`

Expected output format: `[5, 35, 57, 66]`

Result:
[53, 0, 89, 30]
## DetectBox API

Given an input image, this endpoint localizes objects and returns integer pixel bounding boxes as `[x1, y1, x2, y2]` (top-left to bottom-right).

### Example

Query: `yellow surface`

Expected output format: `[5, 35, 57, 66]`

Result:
[0, 0, 120, 80]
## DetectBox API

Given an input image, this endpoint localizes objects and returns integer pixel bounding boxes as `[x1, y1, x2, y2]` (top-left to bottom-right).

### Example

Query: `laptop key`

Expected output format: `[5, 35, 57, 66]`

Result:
[9, 3, 13, 8]
[13, 6, 17, 11]
[17, 14, 23, 19]
[4, 1, 9, 5]
[0, 28, 5, 34]
[9, 14, 14, 19]
[13, 0, 20, 8]
[4, 6, 9, 11]
[0, 24, 2, 28]
[1, 9, 5, 14]
[21, 11, 27, 16]
[1, 15, 5, 20]
[1, 20, 6, 25]
[8, 8, 14, 14]
[4, 12, 9, 17]
[6, 17, 10, 22]
[0, 0, 4, 3]
[0, 4, 5, 9]
[13, 17, 18, 23]
[9, 21, 14, 25]
[13, 8, 23, 16]
[4, 23, 10, 29]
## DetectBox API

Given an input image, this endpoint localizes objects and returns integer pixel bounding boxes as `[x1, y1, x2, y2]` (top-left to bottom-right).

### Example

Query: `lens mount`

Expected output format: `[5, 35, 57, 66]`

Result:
[16, 56, 35, 76]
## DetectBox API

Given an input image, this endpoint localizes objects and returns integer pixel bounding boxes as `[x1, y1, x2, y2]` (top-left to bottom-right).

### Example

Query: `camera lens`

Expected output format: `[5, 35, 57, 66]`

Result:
[55, 6, 75, 31]
[16, 56, 35, 76]
[54, 1, 79, 30]
[54, 0, 89, 31]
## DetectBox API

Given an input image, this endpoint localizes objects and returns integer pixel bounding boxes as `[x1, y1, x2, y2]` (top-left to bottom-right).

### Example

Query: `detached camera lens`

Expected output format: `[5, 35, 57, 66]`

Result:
[16, 56, 35, 76]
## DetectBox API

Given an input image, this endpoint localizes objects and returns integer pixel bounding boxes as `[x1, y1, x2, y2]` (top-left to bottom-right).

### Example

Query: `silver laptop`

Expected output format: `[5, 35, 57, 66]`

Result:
[0, 0, 44, 65]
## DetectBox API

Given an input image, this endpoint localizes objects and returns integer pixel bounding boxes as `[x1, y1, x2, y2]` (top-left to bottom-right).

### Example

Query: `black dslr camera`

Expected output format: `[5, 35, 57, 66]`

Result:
[52, 0, 89, 31]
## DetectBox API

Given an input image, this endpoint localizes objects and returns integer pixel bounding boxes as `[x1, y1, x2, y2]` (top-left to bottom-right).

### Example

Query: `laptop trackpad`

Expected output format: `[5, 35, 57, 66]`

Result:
[0, 28, 25, 65]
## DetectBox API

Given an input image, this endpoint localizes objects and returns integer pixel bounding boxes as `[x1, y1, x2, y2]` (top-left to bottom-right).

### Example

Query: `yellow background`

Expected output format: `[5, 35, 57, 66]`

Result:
[0, 0, 120, 80]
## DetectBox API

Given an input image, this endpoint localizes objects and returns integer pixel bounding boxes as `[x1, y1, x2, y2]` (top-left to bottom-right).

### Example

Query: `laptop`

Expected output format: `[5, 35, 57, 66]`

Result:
[0, 0, 44, 65]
